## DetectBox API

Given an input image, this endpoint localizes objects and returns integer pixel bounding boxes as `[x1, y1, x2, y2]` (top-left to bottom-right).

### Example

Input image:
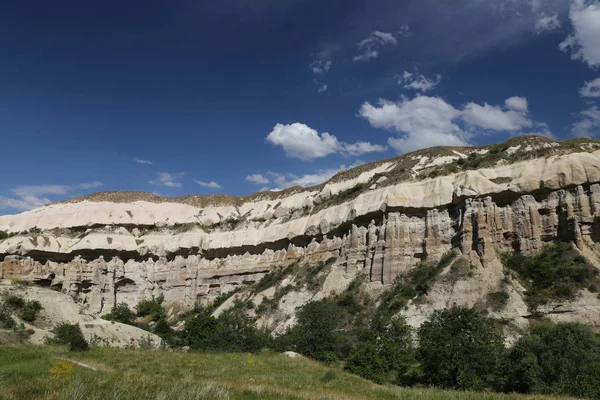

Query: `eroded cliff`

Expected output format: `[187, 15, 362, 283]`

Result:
[3, 136, 600, 336]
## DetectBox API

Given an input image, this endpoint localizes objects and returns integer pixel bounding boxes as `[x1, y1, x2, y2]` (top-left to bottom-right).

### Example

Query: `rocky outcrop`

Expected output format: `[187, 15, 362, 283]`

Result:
[3, 136, 600, 334]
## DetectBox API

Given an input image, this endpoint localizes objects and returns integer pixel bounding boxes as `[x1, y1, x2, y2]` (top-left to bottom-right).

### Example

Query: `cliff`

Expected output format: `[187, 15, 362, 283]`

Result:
[3, 135, 600, 338]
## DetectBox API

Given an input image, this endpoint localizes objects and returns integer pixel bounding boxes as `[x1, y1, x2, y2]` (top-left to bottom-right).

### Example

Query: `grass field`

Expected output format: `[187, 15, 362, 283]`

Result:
[0, 345, 570, 400]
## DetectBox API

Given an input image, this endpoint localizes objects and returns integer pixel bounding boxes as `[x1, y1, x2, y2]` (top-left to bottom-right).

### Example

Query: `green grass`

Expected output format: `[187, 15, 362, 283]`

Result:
[0, 345, 569, 400]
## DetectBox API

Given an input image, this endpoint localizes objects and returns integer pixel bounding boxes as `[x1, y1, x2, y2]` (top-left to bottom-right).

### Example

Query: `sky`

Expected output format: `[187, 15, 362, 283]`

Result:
[1, 0, 600, 214]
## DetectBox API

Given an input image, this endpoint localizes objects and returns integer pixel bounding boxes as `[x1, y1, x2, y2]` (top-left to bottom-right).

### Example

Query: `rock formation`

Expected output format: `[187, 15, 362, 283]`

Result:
[3, 136, 600, 336]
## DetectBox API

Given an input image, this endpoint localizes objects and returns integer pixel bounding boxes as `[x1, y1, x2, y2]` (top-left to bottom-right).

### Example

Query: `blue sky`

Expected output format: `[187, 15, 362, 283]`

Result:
[1, 0, 600, 214]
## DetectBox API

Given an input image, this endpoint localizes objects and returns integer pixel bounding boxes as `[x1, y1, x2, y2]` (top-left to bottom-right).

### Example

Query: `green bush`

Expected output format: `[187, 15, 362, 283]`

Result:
[277, 299, 346, 362]
[487, 291, 510, 311]
[0, 309, 15, 329]
[4, 295, 25, 309]
[136, 295, 166, 321]
[505, 322, 600, 398]
[19, 300, 42, 322]
[48, 323, 89, 352]
[0, 230, 8, 240]
[103, 303, 136, 325]
[346, 315, 416, 384]
[503, 243, 599, 312]
[417, 307, 505, 391]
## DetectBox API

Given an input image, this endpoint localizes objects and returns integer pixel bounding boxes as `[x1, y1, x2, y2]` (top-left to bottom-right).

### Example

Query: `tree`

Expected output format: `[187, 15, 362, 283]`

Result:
[278, 299, 346, 362]
[346, 314, 416, 384]
[417, 307, 505, 391]
[505, 323, 600, 398]
[103, 303, 136, 325]
[48, 323, 89, 352]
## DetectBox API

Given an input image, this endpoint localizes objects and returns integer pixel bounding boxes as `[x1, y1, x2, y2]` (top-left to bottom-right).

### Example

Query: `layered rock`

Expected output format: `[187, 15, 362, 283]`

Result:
[2, 137, 600, 333]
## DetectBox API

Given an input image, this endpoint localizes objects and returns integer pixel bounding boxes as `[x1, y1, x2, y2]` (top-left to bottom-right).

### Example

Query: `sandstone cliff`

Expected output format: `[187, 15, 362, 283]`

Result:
[3, 135, 600, 337]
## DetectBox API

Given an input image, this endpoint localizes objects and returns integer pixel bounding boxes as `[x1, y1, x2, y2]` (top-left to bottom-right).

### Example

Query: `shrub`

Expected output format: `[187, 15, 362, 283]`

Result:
[48, 323, 89, 352]
[0, 230, 8, 240]
[487, 291, 510, 311]
[103, 303, 137, 325]
[182, 310, 218, 351]
[505, 322, 600, 398]
[417, 307, 505, 391]
[136, 295, 165, 321]
[345, 343, 389, 383]
[346, 315, 416, 384]
[0, 309, 15, 329]
[277, 299, 346, 362]
[19, 300, 43, 322]
[4, 295, 25, 309]
[503, 243, 599, 312]
[212, 311, 271, 353]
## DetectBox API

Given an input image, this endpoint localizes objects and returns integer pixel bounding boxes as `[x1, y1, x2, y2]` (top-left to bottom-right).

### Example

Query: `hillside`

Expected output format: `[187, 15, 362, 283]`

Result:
[2, 135, 600, 340]
[0, 345, 570, 400]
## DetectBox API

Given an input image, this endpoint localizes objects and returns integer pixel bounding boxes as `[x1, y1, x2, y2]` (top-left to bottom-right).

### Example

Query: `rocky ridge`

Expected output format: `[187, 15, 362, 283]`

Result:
[3, 135, 600, 336]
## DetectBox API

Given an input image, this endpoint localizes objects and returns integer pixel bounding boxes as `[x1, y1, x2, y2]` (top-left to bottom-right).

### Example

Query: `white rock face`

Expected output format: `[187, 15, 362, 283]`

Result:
[2, 137, 600, 335]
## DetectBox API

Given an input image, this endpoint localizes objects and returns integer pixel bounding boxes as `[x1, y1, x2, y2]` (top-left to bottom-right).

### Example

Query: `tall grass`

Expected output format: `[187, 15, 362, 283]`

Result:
[0, 345, 569, 400]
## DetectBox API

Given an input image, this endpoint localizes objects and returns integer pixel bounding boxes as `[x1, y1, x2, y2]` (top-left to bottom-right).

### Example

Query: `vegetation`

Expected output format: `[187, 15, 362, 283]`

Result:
[46, 323, 90, 352]
[505, 323, 600, 398]
[135, 294, 166, 321]
[503, 243, 600, 312]
[1, 294, 43, 323]
[0, 346, 563, 400]
[418, 307, 505, 391]
[379, 251, 456, 315]
[103, 302, 137, 325]
[0, 230, 8, 240]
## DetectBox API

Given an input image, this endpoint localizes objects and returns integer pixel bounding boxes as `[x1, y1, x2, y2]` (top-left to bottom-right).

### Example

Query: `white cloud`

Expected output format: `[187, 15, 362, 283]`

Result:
[194, 180, 222, 189]
[462, 102, 532, 131]
[342, 141, 387, 156]
[246, 174, 270, 184]
[560, 0, 600, 67]
[573, 106, 600, 137]
[0, 195, 51, 212]
[0, 181, 104, 212]
[504, 96, 529, 111]
[353, 31, 399, 62]
[535, 13, 562, 34]
[76, 181, 103, 190]
[580, 78, 600, 97]
[134, 158, 153, 165]
[317, 83, 328, 93]
[310, 59, 332, 75]
[400, 71, 442, 92]
[149, 172, 185, 187]
[11, 184, 71, 197]
[359, 95, 538, 153]
[266, 123, 386, 161]
[265, 162, 364, 189]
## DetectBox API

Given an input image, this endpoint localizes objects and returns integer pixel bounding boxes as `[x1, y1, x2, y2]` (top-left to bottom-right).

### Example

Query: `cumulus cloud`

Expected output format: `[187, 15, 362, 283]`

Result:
[353, 31, 399, 62]
[462, 101, 532, 131]
[134, 158, 153, 165]
[359, 95, 537, 153]
[535, 13, 562, 34]
[0, 195, 51, 212]
[0, 181, 104, 212]
[400, 71, 442, 92]
[263, 162, 364, 190]
[504, 96, 529, 112]
[149, 172, 185, 187]
[573, 106, 600, 137]
[246, 174, 270, 185]
[559, 0, 600, 67]
[580, 78, 600, 98]
[266, 123, 386, 161]
[317, 83, 328, 93]
[194, 180, 222, 189]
